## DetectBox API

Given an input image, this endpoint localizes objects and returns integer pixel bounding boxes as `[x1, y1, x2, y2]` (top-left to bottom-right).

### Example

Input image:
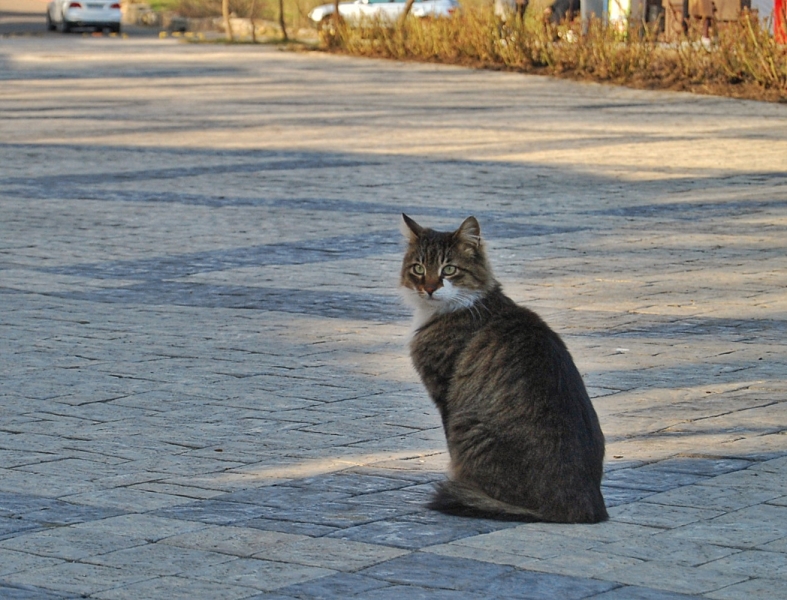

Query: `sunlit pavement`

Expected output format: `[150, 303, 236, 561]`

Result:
[1, 35, 787, 599]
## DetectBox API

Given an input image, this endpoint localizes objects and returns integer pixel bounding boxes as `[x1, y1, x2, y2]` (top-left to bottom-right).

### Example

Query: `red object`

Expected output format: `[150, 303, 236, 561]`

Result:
[110, 3, 121, 8]
[776, 0, 786, 44]
[68, 2, 83, 8]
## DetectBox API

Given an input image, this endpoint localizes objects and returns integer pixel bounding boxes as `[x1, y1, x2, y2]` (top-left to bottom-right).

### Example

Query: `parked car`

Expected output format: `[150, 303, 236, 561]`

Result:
[46, 1, 122, 33]
[308, 0, 459, 28]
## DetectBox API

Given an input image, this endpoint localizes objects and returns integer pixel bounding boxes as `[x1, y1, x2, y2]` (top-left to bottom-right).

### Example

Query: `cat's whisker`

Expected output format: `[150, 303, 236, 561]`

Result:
[471, 300, 487, 323]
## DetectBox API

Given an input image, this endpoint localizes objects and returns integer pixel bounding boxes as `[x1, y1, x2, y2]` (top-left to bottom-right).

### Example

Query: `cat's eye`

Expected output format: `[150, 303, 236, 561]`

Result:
[412, 264, 425, 275]
[442, 265, 457, 276]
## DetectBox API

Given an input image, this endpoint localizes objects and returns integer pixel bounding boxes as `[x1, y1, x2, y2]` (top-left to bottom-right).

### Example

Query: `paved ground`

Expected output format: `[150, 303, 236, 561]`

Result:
[1, 35, 787, 599]
[0, 0, 47, 36]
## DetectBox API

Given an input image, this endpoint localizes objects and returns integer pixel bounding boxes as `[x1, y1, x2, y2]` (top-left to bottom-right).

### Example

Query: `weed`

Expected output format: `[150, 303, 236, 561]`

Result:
[322, 8, 787, 101]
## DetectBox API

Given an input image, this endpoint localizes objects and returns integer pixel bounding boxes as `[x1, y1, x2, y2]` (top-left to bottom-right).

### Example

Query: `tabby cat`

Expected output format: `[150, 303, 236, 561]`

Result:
[400, 214, 607, 523]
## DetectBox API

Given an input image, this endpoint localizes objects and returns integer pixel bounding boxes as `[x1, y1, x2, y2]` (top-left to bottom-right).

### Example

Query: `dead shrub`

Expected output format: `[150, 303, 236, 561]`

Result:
[323, 7, 787, 101]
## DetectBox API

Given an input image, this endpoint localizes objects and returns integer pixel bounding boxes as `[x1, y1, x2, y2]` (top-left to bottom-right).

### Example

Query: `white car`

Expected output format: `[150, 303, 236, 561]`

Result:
[46, 1, 122, 34]
[308, 0, 459, 27]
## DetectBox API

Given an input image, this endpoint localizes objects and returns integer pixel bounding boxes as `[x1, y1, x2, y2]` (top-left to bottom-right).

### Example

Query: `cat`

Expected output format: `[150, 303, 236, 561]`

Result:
[400, 214, 607, 523]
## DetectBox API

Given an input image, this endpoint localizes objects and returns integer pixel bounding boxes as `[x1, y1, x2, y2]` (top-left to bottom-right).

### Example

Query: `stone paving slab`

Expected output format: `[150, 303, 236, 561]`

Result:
[1, 35, 787, 599]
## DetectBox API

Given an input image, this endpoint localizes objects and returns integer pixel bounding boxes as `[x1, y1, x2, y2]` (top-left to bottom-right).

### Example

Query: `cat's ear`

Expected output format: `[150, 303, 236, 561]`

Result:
[455, 216, 481, 246]
[401, 214, 424, 241]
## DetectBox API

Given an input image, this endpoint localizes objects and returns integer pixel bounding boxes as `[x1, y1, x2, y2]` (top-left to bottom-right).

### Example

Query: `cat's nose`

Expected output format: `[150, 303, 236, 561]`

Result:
[424, 284, 439, 296]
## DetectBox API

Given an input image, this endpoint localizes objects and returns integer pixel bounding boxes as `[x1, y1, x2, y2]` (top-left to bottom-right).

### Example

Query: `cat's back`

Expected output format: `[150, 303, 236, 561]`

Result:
[414, 290, 567, 374]
[465, 298, 573, 378]
[427, 293, 597, 449]
[411, 291, 583, 410]
[451, 296, 588, 407]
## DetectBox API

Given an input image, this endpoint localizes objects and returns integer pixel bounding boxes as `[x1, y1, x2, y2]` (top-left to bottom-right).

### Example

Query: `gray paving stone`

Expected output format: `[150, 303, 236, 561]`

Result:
[358, 552, 515, 590]
[91, 575, 262, 600]
[58, 488, 188, 512]
[280, 472, 419, 495]
[758, 535, 787, 553]
[603, 468, 710, 493]
[589, 586, 702, 599]
[343, 482, 436, 506]
[607, 502, 724, 529]
[698, 549, 787, 580]
[326, 518, 483, 550]
[151, 500, 272, 526]
[0, 562, 151, 597]
[0, 584, 72, 600]
[449, 522, 658, 559]
[327, 512, 517, 550]
[704, 577, 787, 600]
[260, 573, 390, 600]
[240, 516, 342, 538]
[0, 527, 145, 561]
[597, 561, 749, 595]
[482, 569, 619, 599]
[630, 458, 754, 478]
[85, 541, 238, 574]
[67, 513, 211, 542]
[698, 468, 787, 493]
[642, 484, 783, 513]
[748, 456, 787, 474]
[271, 572, 391, 599]
[0, 449, 60, 469]
[251, 536, 408, 571]
[160, 525, 306, 557]
[601, 486, 659, 508]
[424, 542, 542, 570]
[217, 485, 354, 508]
[191, 557, 335, 592]
[0, 517, 44, 542]
[593, 533, 740, 567]
[0, 469, 99, 498]
[280, 500, 417, 527]
[0, 548, 65, 577]
[659, 505, 787, 550]
[347, 586, 487, 599]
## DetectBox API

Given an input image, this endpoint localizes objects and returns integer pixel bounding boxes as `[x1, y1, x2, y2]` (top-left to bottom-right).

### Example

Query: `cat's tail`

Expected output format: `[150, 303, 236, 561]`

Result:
[429, 480, 547, 522]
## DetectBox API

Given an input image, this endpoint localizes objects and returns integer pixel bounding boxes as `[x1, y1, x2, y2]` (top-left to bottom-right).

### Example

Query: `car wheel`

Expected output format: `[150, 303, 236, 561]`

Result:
[112, 23, 121, 34]
[46, 11, 57, 31]
[59, 20, 72, 33]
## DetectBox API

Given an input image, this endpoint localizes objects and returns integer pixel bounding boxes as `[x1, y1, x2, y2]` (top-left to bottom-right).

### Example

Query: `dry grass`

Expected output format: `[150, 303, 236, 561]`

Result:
[321, 8, 787, 102]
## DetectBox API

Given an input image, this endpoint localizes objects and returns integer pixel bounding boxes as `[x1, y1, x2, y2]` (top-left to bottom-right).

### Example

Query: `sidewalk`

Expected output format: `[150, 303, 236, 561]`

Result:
[1, 36, 786, 599]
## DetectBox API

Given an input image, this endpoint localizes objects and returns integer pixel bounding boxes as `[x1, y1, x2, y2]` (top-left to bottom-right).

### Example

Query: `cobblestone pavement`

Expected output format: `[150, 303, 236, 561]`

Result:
[1, 36, 787, 599]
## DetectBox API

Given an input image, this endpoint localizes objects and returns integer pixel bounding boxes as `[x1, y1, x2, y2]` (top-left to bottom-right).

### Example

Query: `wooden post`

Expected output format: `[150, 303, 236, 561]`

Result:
[222, 0, 233, 41]
[279, 0, 288, 40]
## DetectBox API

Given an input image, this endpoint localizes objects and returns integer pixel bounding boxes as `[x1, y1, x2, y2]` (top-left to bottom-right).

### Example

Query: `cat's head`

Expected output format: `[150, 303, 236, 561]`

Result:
[400, 214, 495, 320]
